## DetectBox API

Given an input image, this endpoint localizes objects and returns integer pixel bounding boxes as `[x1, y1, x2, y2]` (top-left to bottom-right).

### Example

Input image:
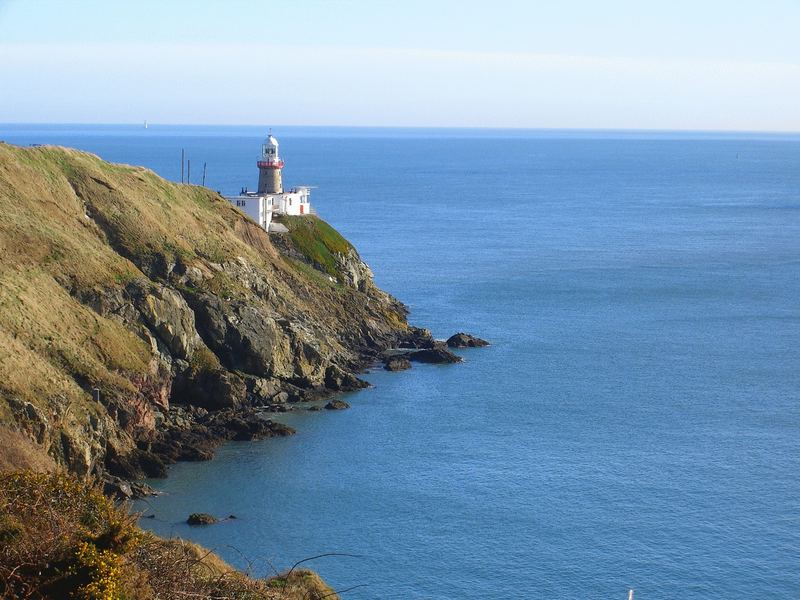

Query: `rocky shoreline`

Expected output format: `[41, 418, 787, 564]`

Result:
[0, 145, 489, 505]
[105, 327, 488, 499]
[0, 143, 491, 600]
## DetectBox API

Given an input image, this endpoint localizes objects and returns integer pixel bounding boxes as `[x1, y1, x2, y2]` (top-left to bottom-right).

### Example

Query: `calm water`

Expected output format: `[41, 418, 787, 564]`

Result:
[3, 125, 799, 598]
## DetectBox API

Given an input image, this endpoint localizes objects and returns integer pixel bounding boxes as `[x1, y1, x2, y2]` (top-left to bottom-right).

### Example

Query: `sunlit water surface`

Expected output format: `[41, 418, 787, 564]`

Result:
[3, 125, 799, 599]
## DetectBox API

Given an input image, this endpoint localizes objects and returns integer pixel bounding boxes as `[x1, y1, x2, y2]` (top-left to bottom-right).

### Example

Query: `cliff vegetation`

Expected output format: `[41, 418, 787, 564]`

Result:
[0, 143, 416, 479]
[0, 142, 437, 599]
[0, 471, 337, 599]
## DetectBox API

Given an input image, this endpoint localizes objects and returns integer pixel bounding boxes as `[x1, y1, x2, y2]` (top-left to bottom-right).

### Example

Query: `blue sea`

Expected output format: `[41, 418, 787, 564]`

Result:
[2, 124, 799, 599]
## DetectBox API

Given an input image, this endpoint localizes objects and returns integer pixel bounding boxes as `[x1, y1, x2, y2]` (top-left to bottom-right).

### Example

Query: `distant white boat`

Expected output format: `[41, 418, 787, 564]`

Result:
[144, 120, 148, 129]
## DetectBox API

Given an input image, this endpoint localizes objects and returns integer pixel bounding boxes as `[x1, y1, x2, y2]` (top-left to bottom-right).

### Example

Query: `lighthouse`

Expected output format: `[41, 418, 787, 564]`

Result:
[257, 133, 283, 194]
[226, 131, 313, 232]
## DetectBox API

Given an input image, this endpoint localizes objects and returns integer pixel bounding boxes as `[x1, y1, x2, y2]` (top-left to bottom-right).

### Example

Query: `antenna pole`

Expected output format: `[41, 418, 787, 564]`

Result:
[181, 149, 185, 183]
[202, 162, 207, 186]
[187, 159, 191, 184]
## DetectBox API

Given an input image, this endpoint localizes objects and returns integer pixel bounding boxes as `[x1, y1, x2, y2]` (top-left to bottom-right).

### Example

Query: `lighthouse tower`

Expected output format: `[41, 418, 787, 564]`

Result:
[257, 133, 284, 194]
[226, 132, 312, 229]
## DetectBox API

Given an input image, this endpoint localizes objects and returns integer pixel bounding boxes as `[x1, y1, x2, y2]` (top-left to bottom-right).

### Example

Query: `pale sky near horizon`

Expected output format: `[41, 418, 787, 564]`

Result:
[1, 0, 799, 131]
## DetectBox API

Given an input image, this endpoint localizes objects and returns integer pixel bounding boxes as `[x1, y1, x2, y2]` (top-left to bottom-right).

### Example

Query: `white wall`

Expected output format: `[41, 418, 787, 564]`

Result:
[274, 190, 311, 216]
[226, 196, 273, 230]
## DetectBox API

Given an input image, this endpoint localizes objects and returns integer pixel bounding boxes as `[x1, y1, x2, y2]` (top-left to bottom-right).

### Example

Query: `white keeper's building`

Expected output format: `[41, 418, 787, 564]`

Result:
[225, 133, 312, 231]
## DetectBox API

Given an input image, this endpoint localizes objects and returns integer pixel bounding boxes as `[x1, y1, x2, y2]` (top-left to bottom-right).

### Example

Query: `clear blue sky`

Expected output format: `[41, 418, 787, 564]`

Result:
[1, 0, 798, 130]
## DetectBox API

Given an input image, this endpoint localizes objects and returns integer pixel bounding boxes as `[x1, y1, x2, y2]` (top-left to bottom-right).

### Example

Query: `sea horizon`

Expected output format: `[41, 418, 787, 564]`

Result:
[2, 3, 798, 598]
[2, 122, 800, 141]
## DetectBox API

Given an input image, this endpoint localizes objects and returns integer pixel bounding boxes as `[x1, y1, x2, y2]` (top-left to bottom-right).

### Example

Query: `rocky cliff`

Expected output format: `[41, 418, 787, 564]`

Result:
[0, 143, 429, 484]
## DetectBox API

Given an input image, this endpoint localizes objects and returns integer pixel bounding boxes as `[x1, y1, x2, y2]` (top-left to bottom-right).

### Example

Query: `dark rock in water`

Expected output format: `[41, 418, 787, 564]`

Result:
[384, 356, 412, 371]
[408, 347, 463, 364]
[227, 514, 237, 520]
[220, 410, 295, 441]
[324, 364, 370, 391]
[446, 332, 490, 348]
[324, 399, 350, 410]
[398, 326, 436, 349]
[187, 513, 218, 526]
[177, 444, 215, 462]
[307, 405, 322, 412]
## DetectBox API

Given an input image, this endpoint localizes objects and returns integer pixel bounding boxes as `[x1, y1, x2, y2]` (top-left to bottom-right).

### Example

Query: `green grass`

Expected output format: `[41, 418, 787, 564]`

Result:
[279, 215, 353, 280]
[286, 258, 341, 289]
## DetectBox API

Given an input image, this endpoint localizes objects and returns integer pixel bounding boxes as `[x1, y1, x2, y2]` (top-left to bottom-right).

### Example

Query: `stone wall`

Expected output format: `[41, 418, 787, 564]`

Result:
[257, 167, 282, 194]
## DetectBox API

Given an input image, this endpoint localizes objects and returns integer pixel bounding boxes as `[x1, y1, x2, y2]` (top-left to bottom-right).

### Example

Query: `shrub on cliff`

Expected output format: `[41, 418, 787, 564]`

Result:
[0, 471, 141, 599]
[0, 471, 338, 599]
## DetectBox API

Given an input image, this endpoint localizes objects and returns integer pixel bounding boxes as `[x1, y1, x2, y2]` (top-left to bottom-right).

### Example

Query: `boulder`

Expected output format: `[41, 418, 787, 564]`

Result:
[408, 347, 463, 364]
[384, 356, 412, 371]
[103, 476, 133, 500]
[399, 327, 436, 349]
[324, 399, 350, 410]
[446, 332, 489, 348]
[187, 513, 217, 526]
[271, 391, 290, 404]
[324, 364, 369, 391]
[251, 377, 280, 402]
[130, 481, 159, 498]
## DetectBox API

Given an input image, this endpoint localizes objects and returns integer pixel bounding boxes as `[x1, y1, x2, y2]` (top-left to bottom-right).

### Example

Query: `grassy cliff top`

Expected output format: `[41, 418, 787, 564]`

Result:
[0, 143, 404, 425]
[277, 214, 354, 280]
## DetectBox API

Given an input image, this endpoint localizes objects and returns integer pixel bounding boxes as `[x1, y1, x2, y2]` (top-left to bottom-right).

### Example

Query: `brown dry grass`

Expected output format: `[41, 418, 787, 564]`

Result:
[0, 142, 408, 476]
[0, 143, 290, 421]
[0, 471, 339, 600]
[0, 427, 55, 473]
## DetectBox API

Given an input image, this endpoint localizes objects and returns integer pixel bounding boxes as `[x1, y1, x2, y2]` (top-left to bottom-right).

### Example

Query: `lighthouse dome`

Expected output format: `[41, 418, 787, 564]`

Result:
[260, 133, 281, 162]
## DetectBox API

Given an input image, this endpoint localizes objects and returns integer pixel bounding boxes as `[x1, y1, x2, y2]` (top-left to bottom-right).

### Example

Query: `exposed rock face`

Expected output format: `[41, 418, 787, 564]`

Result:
[136, 284, 201, 360]
[446, 332, 490, 348]
[171, 367, 247, 411]
[335, 247, 375, 292]
[0, 144, 417, 480]
[189, 293, 284, 378]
